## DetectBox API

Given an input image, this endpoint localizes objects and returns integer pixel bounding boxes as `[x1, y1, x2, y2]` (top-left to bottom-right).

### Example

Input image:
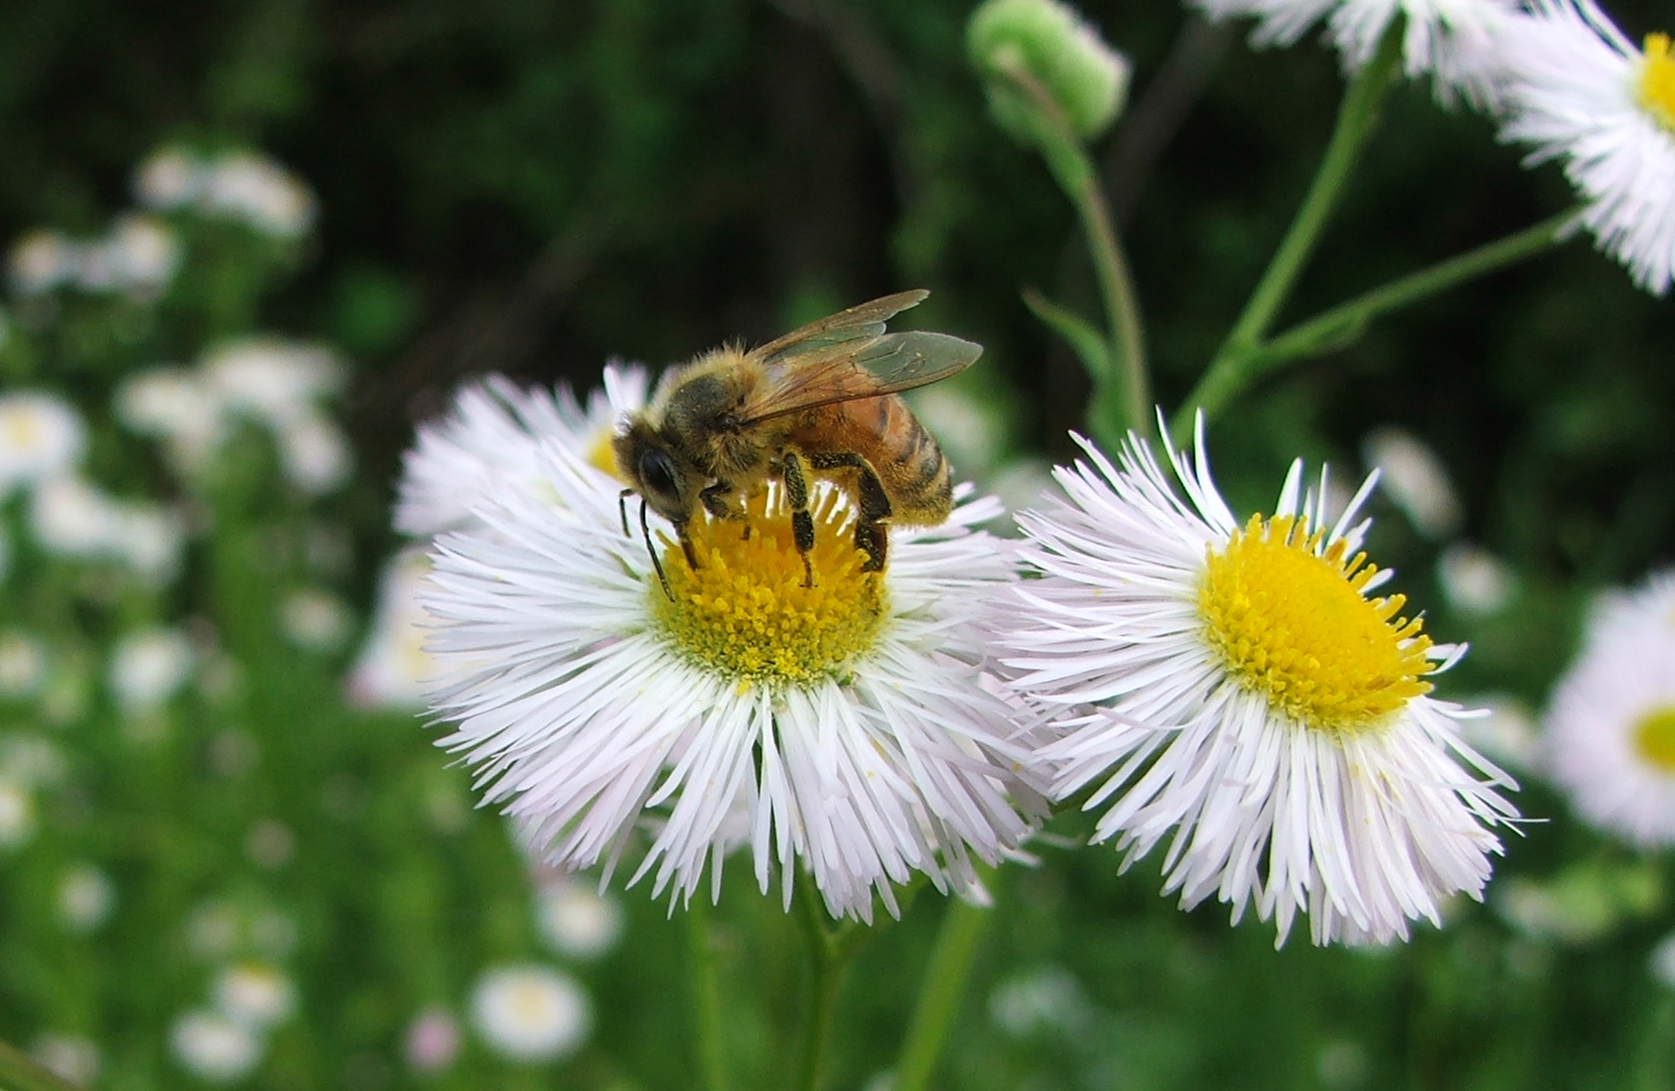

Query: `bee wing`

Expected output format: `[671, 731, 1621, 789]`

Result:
[751, 289, 930, 367]
[737, 329, 982, 425]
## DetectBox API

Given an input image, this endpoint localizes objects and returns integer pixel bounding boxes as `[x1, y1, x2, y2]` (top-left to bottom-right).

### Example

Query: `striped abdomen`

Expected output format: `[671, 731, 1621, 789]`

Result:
[786, 394, 953, 525]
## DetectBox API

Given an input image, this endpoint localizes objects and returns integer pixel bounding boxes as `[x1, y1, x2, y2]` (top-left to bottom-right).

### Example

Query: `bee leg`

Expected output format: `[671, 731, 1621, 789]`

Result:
[619, 489, 635, 536]
[780, 451, 817, 588]
[806, 452, 892, 573]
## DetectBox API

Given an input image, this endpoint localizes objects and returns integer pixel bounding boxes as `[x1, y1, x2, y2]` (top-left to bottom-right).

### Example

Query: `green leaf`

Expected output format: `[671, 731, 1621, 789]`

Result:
[1021, 287, 1109, 383]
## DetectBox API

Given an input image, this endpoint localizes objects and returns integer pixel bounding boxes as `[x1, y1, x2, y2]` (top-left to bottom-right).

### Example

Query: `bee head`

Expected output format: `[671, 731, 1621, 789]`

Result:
[613, 416, 694, 524]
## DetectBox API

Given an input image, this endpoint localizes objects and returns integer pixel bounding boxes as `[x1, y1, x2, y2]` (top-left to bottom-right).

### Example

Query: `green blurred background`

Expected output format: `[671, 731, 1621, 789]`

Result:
[2, 1, 1674, 1089]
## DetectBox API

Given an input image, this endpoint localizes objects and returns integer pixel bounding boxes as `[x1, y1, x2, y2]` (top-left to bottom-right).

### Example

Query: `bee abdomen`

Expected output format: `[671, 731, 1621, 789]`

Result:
[876, 402, 954, 524]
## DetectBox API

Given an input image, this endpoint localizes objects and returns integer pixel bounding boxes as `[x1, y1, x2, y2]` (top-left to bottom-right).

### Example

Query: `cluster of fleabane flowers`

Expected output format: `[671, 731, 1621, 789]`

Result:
[404, 357, 1519, 944]
[1185, 0, 1675, 294]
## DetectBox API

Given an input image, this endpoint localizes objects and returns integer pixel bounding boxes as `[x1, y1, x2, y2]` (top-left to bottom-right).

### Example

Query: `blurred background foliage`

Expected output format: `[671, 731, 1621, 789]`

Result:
[1, 0, 1674, 1088]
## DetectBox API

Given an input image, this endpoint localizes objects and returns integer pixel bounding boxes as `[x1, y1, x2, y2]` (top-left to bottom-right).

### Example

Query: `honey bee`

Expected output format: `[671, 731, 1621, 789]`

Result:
[614, 289, 981, 596]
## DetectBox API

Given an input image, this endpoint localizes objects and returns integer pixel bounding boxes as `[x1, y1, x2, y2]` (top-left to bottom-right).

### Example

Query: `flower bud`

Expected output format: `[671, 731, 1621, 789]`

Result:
[968, 0, 1130, 143]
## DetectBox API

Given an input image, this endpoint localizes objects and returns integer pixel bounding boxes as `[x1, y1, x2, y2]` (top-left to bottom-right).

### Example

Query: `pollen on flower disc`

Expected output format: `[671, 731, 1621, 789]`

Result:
[1633, 705, 1675, 772]
[651, 490, 886, 689]
[1197, 513, 1434, 734]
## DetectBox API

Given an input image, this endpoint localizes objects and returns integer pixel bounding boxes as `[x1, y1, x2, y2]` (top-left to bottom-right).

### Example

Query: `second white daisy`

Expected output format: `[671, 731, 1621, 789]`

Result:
[1543, 571, 1675, 847]
[992, 425, 1519, 946]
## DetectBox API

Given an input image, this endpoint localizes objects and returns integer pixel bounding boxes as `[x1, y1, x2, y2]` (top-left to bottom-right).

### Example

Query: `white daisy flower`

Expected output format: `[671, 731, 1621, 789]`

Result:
[57, 863, 116, 932]
[1543, 570, 1675, 846]
[421, 441, 1046, 921]
[200, 151, 317, 239]
[992, 424, 1518, 945]
[1191, 0, 1516, 104]
[108, 626, 196, 714]
[203, 337, 343, 430]
[533, 878, 626, 961]
[169, 1010, 263, 1083]
[213, 961, 297, 1030]
[468, 964, 590, 1064]
[395, 364, 648, 537]
[0, 392, 87, 498]
[1495, 0, 1675, 294]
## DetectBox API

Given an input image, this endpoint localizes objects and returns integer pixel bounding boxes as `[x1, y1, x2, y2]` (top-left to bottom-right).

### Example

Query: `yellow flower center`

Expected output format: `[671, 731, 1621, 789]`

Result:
[1632, 705, 1675, 772]
[1638, 33, 1675, 134]
[585, 429, 621, 481]
[651, 490, 885, 690]
[1197, 514, 1434, 734]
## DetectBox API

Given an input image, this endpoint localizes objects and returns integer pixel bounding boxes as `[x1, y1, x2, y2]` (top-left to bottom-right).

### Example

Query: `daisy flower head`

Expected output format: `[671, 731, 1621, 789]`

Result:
[992, 421, 1519, 946]
[1191, 0, 1517, 106]
[1494, 0, 1675, 295]
[395, 363, 648, 538]
[1543, 570, 1675, 847]
[420, 439, 1047, 922]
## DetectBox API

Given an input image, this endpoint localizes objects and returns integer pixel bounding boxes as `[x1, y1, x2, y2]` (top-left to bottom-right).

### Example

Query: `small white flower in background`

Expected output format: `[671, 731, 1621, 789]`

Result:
[1190, 0, 1517, 106]
[115, 366, 229, 476]
[1544, 570, 1675, 846]
[113, 502, 187, 585]
[108, 626, 196, 714]
[469, 964, 591, 1064]
[0, 630, 47, 699]
[395, 364, 648, 537]
[280, 587, 353, 651]
[7, 229, 78, 295]
[988, 966, 1093, 1038]
[0, 779, 37, 850]
[170, 1010, 264, 1083]
[200, 151, 317, 239]
[404, 1007, 462, 1072]
[275, 412, 353, 495]
[0, 735, 66, 790]
[534, 879, 626, 961]
[1651, 932, 1675, 988]
[422, 436, 1048, 920]
[135, 146, 202, 208]
[1362, 426, 1462, 540]
[31, 1034, 100, 1088]
[244, 820, 296, 869]
[28, 476, 120, 557]
[967, 0, 1132, 141]
[213, 961, 297, 1030]
[1438, 542, 1515, 616]
[346, 549, 437, 710]
[1496, 0, 1675, 294]
[57, 863, 116, 932]
[104, 213, 183, 297]
[991, 424, 1519, 945]
[204, 338, 343, 430]
[0, 392, 87, 497]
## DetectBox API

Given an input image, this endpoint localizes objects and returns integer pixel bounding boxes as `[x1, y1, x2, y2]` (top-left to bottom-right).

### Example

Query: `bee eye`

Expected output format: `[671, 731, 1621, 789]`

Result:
[639, 449, 680, 500]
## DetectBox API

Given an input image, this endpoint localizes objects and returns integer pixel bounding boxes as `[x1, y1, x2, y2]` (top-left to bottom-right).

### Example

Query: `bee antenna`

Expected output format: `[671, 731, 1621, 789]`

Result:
[618, 489, 634, 537]
[639, 497, 673, 601]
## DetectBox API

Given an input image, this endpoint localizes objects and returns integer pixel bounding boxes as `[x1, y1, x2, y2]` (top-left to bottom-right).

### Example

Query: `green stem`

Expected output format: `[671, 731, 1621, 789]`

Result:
[995, 62, 1151, 442]
[892, 872, 999, 1091]
[685, 896, 729, 1091]
[1259, 210, 1575, 366]
[1171, 209, 1575, 441]
[1185, 22, 1404, 428]
[791, 876, 859, 1091]
[0, 1041, 83, 1091]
